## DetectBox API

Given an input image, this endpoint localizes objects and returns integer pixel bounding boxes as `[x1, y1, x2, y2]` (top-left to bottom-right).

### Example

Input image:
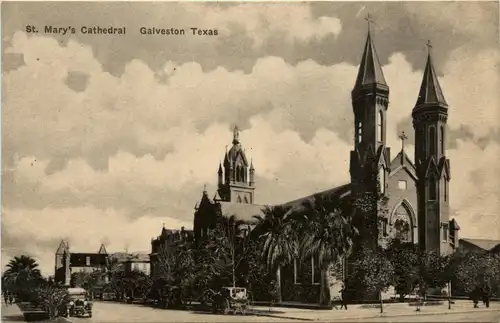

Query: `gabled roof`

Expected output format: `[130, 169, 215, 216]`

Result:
[280, 183, 351, 212]
[389, 149, 417, 181]
[415, 50, 447, 108]
[218, 201, 266, 224]
[460, 238, 500, 252]
[353, 31, 388, 91]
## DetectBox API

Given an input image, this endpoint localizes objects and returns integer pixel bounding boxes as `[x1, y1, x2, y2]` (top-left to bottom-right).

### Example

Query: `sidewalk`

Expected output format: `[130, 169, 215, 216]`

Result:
[253, 300, 500, 321]
[1, 299, 26, 323]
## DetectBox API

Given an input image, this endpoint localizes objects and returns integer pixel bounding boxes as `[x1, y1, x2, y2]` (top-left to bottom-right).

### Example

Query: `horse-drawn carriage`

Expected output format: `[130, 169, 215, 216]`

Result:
[211, 287, 250, 315]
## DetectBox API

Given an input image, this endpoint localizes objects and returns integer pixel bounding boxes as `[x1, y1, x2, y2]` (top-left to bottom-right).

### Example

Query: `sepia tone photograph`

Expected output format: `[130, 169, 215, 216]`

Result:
[1, 1, 500, 322]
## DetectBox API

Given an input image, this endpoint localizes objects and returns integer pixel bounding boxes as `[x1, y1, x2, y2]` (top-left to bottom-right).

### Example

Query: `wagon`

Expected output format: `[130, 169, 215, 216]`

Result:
[211, 287, 250, 315]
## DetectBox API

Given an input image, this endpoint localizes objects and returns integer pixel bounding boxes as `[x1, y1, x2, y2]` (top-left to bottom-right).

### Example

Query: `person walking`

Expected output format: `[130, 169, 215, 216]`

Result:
[3, 292, 9, 306]
[340, 285, 348, 310]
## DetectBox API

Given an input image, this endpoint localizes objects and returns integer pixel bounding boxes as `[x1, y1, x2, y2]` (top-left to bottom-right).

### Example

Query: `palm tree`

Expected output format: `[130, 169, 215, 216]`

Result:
[299, 194, 357, 305]
[3, 255, 43, 299]
[252, 205, 297, 303]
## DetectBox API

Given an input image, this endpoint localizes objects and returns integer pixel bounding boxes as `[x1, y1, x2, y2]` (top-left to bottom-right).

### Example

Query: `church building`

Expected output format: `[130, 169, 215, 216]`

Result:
[191, 26, 460, 303]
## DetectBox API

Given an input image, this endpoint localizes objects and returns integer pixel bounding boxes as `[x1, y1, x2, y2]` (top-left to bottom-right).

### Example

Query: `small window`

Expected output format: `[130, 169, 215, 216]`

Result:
[429, 126, 436, 156]
[429, 179, 437, 201]
[444, 181, 448, 202]
[377, 110, 383, 143]
[357, 122, 362, 143]
[244, 196, 249, 204]
[383, 219, 388, 236]
[85, 256, 90, 266]
[398, 180, 407, 190]
[237, 196, 242, 203]
[442, 224, 448, 242]
[379, 167, 386, 194]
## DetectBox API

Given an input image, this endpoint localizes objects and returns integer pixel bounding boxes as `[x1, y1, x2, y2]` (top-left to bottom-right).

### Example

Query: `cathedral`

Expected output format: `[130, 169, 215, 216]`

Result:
[192, 28, 461, 302]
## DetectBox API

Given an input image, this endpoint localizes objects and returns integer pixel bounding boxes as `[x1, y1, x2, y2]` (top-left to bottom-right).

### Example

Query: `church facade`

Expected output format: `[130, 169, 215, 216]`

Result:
[191, 29, 460, 303]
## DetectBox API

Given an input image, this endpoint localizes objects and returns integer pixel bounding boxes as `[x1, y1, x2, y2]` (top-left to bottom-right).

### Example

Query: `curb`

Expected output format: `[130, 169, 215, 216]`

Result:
[61, 317, 74, 323]
[265, 307, 500, 322]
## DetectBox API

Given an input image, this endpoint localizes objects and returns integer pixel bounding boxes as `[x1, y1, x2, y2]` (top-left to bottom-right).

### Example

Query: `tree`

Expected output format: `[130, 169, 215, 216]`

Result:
[31, 281, 69, 319]
[299, 193, 358, 305]
[352, 248, 394, 313]
[415, 250, 451, 298]
[454, 252, 500, 298]
[385, 240, 419, 301]
[2, 255, 43, 301]
[252, 205, 297, 303]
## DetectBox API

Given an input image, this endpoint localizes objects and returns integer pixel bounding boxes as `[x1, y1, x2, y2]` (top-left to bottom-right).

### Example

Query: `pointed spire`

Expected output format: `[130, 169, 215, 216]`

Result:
[415, 40, 447, 108]
[353, 14, 387, 91]
[250, 158, 255, 171]
[218, 162, 223, 174]
[233, 126, 240, 145]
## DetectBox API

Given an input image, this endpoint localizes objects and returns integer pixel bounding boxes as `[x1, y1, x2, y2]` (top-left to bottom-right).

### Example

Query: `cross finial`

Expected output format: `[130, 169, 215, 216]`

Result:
[203, 184, 207, 192]
[399, 131, 408, 151]
[426, 39, 433, 54]
[365, 13, 374, 33]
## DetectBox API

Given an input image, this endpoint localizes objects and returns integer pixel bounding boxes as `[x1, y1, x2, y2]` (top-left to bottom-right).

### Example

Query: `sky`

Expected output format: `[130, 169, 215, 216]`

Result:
[2, 1, 500, 276]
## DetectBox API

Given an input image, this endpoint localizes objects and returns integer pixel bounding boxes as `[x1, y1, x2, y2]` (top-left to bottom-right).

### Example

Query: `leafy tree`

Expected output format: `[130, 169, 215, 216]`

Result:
[385, 240, 419, 301]
[31, 280, 69, 319]
[415, 250, 451, 298]
[454, 252, 500, 298]
[299, 193, 358, 305]
[352, 248, 394, 313]
[252, 205, 298, 303]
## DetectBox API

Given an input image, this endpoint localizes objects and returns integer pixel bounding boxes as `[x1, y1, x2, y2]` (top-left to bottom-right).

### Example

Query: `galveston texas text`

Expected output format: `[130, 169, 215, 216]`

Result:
[26, 25, 218, 36]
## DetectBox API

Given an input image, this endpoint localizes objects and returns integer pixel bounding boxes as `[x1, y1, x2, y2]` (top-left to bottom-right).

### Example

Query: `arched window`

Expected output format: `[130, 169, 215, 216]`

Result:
[237, 196, 242, 203]
[244, 196, 249, 204]
[444, 180, 448, 202]
[241, 167, 245, 182]
[357, 122, 362, 144]
[429, 178, 437, 201]
[379, 167, 386, 194]
[440, 126, 445, 154]
[377, 110, 383, 143]
[429, 126, 436, 156]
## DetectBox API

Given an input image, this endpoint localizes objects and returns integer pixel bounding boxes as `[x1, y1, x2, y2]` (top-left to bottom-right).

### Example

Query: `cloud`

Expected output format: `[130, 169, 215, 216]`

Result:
[2, 30, 500, 275]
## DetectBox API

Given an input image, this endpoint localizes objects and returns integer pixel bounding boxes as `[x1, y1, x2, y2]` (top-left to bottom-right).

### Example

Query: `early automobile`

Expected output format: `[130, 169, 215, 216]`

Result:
[211, 287, 250, 315]
[62, 287, 93, 318]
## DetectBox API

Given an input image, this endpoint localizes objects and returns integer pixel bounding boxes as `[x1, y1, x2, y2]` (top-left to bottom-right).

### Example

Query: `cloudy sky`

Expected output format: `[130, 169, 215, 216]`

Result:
[2, 1, 499, 275]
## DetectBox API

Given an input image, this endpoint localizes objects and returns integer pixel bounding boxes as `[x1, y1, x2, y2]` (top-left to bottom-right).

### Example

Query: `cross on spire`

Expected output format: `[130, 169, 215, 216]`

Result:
[399, 131, 408, 151]
[365, 13, 375, 33]
[426, 39, 433, 54]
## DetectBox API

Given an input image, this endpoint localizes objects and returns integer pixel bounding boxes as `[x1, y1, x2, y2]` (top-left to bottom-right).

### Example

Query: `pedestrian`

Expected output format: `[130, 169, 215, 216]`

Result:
[483, 284, 491, 308]
[340, 284, 348, 310]
[8, 295, 13, 305]
[3, 292, 9, 306]
[471, 287, 479, 308]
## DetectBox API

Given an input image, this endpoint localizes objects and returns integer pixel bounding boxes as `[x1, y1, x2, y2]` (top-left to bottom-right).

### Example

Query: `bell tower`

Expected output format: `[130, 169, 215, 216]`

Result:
[349, 15, 391, 248]
[217, 126, 255, 204]
[412, 41, 451, 255]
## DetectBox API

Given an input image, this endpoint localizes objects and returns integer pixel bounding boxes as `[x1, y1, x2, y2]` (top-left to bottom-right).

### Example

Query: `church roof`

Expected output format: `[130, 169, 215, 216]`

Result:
[280, 183, 351, 212]
[460, 238, 500, 252]
[389, 149, 417, 180]
[415, 48, 448, 108]
[218, 201, 266, 224]
[353, 31, 388, 91]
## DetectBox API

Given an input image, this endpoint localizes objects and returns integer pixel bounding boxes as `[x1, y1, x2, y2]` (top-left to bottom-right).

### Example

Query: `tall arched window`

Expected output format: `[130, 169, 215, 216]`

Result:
[440, 126, 445, 154]
[429, 126, 436, 156]
[429, 178, 437, 201]
[444, 180, 448, 202]
[379, 167, 386, 194]
[357, 122, 362, 143]
[377, 110, 383, 143]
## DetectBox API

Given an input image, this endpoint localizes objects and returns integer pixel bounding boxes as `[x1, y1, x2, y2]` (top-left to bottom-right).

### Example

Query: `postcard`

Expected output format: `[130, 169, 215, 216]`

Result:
[2, 1, 499, 322]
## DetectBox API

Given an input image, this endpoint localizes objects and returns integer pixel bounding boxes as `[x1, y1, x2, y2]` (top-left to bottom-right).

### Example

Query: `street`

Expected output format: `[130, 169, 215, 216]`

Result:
[66, 301, 500, 323]
[351, 310, 500, 322]
[68, 301, 290, 323]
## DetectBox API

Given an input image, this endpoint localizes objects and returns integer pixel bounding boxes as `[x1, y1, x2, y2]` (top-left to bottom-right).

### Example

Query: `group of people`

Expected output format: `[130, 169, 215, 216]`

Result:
[470, 285, 492, 308]
[3, 292, 15, 306]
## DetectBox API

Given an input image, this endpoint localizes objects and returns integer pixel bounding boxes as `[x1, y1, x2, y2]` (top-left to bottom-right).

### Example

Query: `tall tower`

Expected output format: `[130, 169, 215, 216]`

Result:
[349, 17, 391, 248]
[412, 41, 451, 255]
[217, 126, 255, 203]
